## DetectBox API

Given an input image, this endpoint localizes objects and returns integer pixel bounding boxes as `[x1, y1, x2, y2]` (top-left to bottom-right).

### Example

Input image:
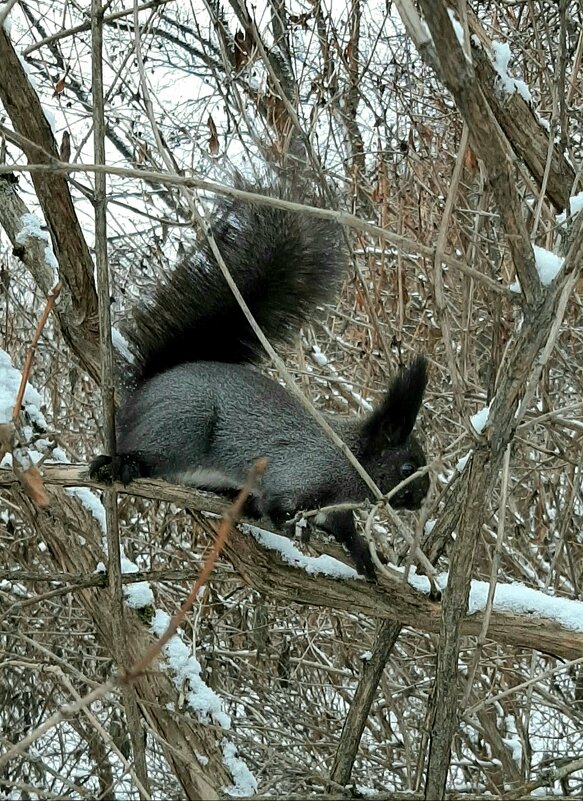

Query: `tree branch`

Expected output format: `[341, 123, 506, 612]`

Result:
[0, 27, 100, 381]
[467, 14, 575, 211]
[418, 0, 541, 306]
[2, 463, 583, 662]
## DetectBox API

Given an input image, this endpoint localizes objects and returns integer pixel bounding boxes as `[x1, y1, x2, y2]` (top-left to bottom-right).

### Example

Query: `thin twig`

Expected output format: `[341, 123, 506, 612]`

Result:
[0, 681, 116, 770]
[54, 669, 151, 799]
[11, 282, 61, 423]
[21, 0, 175, 55]
[91, 1, 150, 792]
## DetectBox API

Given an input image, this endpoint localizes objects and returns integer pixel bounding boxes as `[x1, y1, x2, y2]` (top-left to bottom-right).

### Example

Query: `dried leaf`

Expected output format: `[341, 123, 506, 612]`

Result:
[418, 123, 433, 143]
[464, 145, 478, 173]
[59, 131, 71, 162]
[13, 459, 50, 507]
[24, 466, 50, 506]
[207, 115, 219, 156]
[234, 29, 254, 70]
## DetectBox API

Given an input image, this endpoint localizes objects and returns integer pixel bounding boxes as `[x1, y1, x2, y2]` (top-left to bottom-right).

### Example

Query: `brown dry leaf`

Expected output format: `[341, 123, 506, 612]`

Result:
[289, 13, 310, 28]
[15, 463, 50, 507]
[343, 40, 353, 64]
[234, 29, 254, 69]
[418, 123, 433, 144]
[59, 131, 71, 162]
[464, 145, 478, 173]
[207, 115, 219, 156]
[136, 141, 149, 164]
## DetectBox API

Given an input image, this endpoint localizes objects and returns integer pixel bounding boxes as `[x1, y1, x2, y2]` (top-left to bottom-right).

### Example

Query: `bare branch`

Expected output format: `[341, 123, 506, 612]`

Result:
[2, 464, 583, 662]
[418, 0, 542, 305]
[0, 28, 100, 380]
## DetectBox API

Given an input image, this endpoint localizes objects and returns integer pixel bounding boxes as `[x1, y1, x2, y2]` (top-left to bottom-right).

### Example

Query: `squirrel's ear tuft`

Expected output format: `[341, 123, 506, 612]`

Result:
[361, 356, 427, 449]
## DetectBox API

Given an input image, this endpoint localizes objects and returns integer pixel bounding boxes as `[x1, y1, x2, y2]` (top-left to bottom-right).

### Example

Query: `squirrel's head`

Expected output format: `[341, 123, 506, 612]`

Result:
[359, 356, 429, 509]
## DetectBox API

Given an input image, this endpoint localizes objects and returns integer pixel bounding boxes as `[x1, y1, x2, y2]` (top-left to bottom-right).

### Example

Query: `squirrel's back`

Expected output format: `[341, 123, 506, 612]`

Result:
[127, 188, 347, 384]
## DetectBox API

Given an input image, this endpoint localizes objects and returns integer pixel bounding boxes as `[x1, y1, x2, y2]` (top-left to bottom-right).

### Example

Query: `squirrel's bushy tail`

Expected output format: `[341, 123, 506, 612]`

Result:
[127, 187, 347, 384]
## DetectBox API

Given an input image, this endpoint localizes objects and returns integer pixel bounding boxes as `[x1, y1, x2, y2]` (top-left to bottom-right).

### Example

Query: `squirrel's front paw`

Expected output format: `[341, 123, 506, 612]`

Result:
[89, 454, 114, 483]
[113, 454, 145, 484]
[89, 453, 146, 485]
[348, 537, 377, 582]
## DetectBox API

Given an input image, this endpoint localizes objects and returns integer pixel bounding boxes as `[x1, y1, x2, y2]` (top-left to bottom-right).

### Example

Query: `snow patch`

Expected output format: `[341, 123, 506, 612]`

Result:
[491, 41, 532, 103]
[121, 557, 154, 609]
[311, 345, 328, 366]
[151, 609, 231, 729]
[404, 567, 583, 634]
[556, 190, 583, 225]
[51, 449, 108, 534]
[533, 245, 564, 286]
[245, 524, 360, 579]
[15, 213, 59, 283]
[467, 580, 583, 631]
[447, 9, 464, 47]
[67, 486, 107, 532]
[510, 245, 564, 291]
[112, 328, 135, 364]
[509, 278, 521, 293]
[0, 348, 46, 428]
[503, 716, 523, 766]
[222, 741, 258, 797]
[424, 518, 437, 535]
[456, 451, 473, 471]
[470, 405, 491, 434]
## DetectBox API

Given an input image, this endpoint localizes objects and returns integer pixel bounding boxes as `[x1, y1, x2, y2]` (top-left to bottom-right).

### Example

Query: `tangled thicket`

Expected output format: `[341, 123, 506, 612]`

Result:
[1, 1, 583, 798]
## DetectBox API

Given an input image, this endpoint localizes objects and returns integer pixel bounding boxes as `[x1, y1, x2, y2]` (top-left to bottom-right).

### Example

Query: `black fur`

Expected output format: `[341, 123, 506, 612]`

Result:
[128, 189, 346, 384]
[361, 357, 428, 449]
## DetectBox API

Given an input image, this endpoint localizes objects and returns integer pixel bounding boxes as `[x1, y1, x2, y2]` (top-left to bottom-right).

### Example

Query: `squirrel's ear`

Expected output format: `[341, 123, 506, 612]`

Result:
[361, 356, 427, 449]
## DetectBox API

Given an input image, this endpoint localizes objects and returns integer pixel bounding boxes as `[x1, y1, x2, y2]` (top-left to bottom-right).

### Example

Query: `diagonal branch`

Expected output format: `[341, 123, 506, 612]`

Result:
[2, 463, 583, 662]
[329, 619, 402, 787]
[0, 27, 100, 381]
[467, 13, 575, 211]
[417, 0, 541, 306]
[402, 5, 583, 796]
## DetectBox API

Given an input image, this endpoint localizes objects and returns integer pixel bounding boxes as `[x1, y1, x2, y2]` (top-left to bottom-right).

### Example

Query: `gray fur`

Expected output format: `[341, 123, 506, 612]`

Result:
[117, 362, 367, 512]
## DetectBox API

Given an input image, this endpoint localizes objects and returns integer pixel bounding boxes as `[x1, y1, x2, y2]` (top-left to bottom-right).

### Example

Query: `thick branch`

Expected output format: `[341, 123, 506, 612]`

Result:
[468, 20, 575, 210]
[0, 28, 100, 381]
[425, 449, 491, 799]
[418, 0, 541, 305]
[2, 463, 582, 662]
[410, 6, 583, 795]
[329, 619, 402, 786]
[3, 483, 232, 800]
[0, 175, 57, 291]
[251, 795, 568, 801]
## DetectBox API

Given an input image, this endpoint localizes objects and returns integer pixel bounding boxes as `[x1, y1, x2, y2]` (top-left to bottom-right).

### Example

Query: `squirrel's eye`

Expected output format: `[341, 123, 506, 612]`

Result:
[400, 462, 416, 479]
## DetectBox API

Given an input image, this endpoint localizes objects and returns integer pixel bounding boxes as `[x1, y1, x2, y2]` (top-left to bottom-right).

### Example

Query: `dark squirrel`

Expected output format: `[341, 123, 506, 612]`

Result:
[90, 187, 429, 579]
